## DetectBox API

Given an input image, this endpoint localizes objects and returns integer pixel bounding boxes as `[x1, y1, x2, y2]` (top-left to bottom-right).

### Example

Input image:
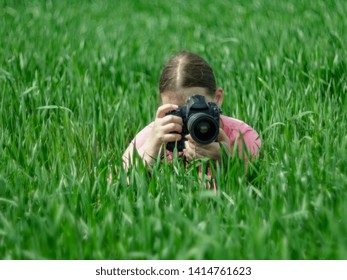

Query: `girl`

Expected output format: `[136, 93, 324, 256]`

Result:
[122, 51, 261, 169]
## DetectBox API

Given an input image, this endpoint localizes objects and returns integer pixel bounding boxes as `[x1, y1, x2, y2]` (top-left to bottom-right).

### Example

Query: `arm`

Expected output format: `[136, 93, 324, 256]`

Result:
[122, 104, 183, 169]
[232, 129, 261, 161]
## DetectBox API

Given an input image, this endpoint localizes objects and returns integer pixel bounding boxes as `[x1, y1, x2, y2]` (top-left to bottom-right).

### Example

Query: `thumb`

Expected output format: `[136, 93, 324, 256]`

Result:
[218, 129, 230, 145]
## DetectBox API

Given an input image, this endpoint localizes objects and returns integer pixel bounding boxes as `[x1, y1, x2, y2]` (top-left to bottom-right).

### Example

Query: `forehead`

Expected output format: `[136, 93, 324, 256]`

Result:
[161, 87, 212, 106]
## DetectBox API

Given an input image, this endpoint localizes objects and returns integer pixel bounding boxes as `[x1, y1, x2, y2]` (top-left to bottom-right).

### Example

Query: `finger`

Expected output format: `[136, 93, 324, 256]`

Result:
[187, 140, 220, 159]
[160, 114, 183, 126]
[184, 141, 202, 159]
[184, 151, 194, 160]
[160, 133, 182, 144]
[202, 143, 221, 160]
[161, 122, 183, 134]
[185, 134, 196, 145]
[184, 139, 194, 151]
[218, 129, 230, 144]
[156, 104, 179, 118]
[183, 149, 192, 160]
[183, 146, 195, 160]
[186, 136, 208, 154]
[183, 141, 193, 157]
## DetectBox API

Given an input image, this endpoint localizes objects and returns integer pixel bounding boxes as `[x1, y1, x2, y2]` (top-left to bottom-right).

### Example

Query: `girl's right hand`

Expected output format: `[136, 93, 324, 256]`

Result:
[138, 104, 183, 165]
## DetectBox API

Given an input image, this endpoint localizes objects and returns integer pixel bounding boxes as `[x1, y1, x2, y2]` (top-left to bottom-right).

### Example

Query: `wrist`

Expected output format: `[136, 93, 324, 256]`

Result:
[138, 143, 162, 166]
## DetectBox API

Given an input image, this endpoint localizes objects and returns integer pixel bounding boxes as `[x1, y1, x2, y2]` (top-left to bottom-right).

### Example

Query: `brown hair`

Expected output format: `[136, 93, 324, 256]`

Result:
[159, 51, 216, 96]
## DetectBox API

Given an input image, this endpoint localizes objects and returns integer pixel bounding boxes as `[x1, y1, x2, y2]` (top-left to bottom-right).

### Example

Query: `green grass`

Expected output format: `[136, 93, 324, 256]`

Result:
[1, 0, 347, 259]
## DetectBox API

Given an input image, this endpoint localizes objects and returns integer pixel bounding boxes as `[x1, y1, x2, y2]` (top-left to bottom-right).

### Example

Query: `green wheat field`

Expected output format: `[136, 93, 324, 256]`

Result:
[1, 0, 347, 259]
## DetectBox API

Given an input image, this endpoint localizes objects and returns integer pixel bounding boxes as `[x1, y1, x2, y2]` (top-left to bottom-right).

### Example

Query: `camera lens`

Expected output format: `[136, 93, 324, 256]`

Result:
[187, 113, 219, 144]
[197, 121, 210, 134]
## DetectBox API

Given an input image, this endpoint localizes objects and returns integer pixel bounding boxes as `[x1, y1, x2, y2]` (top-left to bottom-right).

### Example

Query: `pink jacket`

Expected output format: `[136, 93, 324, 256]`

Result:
[131, 115, 261, 158]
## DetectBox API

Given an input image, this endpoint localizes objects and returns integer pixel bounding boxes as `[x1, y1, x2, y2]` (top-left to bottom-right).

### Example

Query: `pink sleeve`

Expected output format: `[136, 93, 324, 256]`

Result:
[131, 123, 154, 150]
[239, 129, 261, 158]
[221, 116, 261, 159]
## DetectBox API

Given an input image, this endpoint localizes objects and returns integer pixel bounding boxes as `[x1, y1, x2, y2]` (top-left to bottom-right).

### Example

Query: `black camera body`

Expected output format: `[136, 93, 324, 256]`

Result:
[166, 95, 222, 152]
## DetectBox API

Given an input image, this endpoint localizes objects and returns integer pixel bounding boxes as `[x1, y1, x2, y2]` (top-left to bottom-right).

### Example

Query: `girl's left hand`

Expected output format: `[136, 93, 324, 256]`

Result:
[183, 129, 231, 162]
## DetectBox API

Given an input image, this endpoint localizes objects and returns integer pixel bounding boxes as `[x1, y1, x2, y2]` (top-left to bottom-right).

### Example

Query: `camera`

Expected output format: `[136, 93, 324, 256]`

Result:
[166, 95, 222, 152]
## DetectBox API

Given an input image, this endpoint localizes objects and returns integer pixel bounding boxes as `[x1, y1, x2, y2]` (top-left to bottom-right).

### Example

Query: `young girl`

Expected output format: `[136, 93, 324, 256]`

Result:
[122, 51, 261, 169]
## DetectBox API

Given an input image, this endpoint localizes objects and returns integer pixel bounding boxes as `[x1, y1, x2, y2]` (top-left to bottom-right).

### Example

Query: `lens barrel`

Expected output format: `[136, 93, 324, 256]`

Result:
[187, 113, 219, 144]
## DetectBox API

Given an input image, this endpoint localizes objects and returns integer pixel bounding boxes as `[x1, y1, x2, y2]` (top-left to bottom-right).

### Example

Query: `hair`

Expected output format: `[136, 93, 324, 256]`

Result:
[159, 51, 216, 96]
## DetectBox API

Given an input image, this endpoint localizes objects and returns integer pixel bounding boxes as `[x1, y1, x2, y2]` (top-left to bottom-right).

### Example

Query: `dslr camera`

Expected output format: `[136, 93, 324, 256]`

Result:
[166, 95, 222, 152]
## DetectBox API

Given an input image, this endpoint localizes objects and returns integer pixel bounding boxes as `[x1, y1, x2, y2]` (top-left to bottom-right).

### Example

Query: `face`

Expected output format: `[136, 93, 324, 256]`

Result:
[161, 87, 224, 107]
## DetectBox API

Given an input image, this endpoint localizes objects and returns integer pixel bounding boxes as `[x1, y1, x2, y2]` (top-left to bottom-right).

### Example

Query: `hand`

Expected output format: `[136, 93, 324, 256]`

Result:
[183, 129, 231, 162]
[139, 104, 183, 165]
